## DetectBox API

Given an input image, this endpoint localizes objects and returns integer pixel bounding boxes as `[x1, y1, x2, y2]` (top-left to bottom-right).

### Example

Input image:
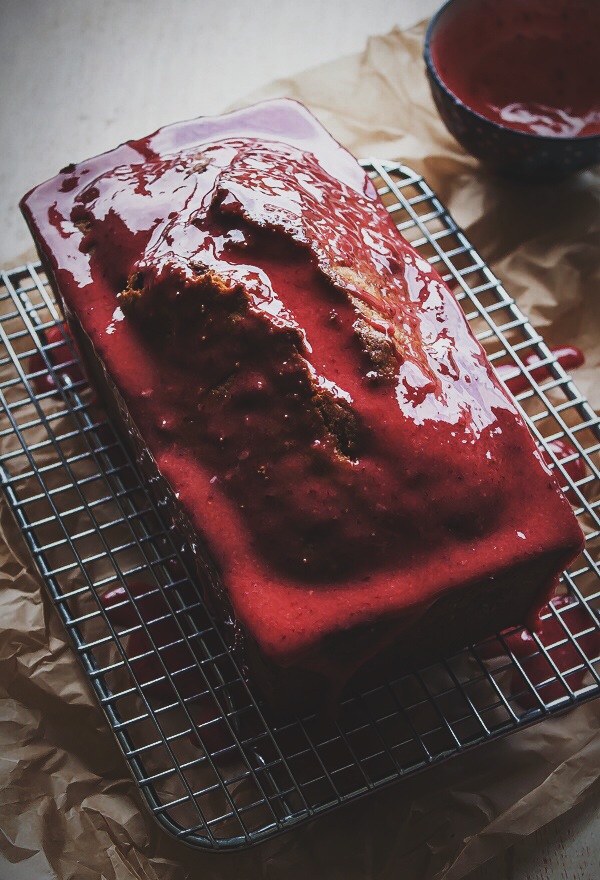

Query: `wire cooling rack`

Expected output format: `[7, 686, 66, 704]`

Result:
[1, 160, 599, 850]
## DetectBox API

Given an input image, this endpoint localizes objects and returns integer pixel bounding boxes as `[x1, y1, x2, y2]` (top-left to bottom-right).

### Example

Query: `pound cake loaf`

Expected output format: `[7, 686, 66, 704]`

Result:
[21, 99, 584, 713]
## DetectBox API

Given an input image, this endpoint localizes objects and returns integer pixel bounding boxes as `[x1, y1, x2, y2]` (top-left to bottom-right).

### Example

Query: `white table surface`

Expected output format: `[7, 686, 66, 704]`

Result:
[1, 2, 598, 877]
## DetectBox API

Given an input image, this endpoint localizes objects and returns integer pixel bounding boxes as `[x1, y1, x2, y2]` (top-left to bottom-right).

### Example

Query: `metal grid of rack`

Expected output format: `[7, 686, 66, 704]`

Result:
[1, 160, 599, 850]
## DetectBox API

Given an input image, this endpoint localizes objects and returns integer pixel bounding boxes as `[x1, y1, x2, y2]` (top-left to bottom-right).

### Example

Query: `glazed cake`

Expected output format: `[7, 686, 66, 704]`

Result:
[21, 99, 584, 712]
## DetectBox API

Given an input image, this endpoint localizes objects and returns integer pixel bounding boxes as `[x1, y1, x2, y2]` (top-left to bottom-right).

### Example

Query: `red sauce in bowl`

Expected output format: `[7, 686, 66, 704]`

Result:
[430, 0, 600, 137]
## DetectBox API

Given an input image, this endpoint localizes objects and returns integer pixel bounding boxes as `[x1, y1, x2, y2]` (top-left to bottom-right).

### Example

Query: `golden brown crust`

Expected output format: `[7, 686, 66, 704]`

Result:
[312, 390, 362, 460]
[353, 317, 397, 380]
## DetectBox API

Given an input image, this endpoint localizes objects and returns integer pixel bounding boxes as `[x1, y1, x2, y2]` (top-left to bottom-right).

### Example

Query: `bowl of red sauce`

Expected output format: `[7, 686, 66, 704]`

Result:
[424, 0, 600, 180]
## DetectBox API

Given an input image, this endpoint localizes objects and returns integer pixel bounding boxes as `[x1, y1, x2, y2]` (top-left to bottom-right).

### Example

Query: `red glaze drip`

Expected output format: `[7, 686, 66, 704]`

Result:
[431, 0, 600, 137]
[28, 322, 85, 394]
[496, 345, 585, 395]
[101, 580, 170, 627]
[541, 438, 587, 504]
[479, 595, 600, 709]
[129, 625, 232, 754]
[101, 581, 194, 697]
[22, 100, 584, 696]
[101, 581, 231, 752]
[517, 596, 599, 708]
[550, 345, 586, 371]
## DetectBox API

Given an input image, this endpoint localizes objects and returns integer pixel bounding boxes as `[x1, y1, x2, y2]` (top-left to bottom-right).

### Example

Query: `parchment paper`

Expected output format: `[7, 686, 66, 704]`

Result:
[1, 20, 599, 880]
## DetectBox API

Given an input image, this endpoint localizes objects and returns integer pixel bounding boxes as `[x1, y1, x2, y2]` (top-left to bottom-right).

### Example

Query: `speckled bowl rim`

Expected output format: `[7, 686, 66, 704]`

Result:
[423, 0, 600, 146]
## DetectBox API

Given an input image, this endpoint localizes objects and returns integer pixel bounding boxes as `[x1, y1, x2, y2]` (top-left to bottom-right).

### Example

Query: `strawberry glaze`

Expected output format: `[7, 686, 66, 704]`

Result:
[29, 322, 85, 394]
[480, 595, 600, 709]
[101, 581, 195, 698]
[541, 439, 587, 505]
[496, 345, 584, 395]
[101, 581, 230, 752]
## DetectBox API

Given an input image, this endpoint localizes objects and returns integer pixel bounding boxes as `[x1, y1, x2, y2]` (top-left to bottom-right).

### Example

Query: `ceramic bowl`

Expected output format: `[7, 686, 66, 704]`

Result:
[424, 0, 600, 180]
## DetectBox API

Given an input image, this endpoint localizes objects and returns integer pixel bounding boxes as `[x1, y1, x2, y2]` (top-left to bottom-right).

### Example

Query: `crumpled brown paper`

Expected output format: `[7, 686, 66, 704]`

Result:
[1, 19, 600, 880]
